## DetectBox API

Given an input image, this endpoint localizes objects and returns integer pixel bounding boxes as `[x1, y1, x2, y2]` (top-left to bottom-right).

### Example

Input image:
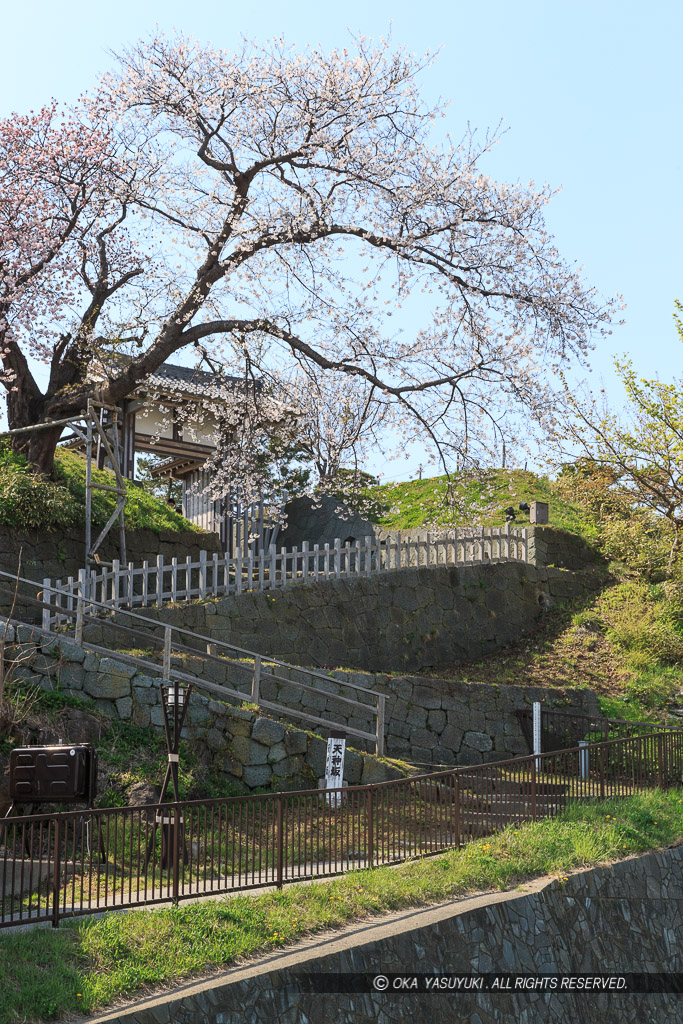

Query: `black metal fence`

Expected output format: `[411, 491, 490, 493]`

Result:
[516, 706, 668, 754]
[2, 726, 682, 930]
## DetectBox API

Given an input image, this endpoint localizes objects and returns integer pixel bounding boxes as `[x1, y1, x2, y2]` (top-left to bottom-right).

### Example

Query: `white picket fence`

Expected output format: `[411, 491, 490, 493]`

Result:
[43, 526, 528, 630]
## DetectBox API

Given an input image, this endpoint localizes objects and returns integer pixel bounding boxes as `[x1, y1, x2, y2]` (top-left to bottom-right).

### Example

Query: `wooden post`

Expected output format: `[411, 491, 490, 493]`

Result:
[252, 655, 261, 704]
[235, 547, 242, 595]
[212, 553, 219, 597]
[42, 577, 52, 631]
[185, 555, 192, 601]
[376, 694, 386, 756]
[75, 569, 86, 646]
[334, 538, 341, 579]
[199, 550, 207, 599]
[163, 626, 172, 680]
[156, 554, 164, 608]
[110, 560, 118, 609]
[270, 544, 278, 589]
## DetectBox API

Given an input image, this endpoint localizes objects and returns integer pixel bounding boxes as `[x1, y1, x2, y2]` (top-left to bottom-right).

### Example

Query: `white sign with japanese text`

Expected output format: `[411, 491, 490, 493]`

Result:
[325, 732, 346, 807]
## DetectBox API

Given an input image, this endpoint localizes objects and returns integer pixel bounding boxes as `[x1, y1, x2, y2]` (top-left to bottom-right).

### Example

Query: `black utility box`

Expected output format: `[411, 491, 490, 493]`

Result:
[9, 745, 98, 804]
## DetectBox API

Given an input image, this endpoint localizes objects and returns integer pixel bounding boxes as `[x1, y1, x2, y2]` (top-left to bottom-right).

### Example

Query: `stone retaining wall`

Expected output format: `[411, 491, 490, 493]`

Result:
[257, 667, 601, 765]
[5, 626, 406, 791]
[93, 558, 604, 675]
[0, 525, 222, 623]
[84, 844, 683, 1024]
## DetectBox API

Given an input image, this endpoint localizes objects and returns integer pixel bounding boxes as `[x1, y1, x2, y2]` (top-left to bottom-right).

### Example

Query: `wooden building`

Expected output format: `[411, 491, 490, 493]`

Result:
[84, 361, 285, 553]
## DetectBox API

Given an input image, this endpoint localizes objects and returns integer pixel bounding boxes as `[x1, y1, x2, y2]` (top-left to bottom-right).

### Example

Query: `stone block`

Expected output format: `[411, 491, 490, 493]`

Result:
[150, 705, 166, 728]
[207, 728, 228, 751]
[267, 742, 287, 763]
[56, 639, 86, 664]
[132, 704, 151, 728]
[359, 758, 391, 785]
[406, 706, 427, 728]
[116, 697, 133, 719]
[409, 727, 438, 750]
[427, 709, 446, 732]
[231, 735, 269, 765]
[271, 755, 302, 778]
[458, 747, 483, 765]
[306, 737, 328, 778]
[252, 717, 286, 746]
[440, 724, 464, 751]
[284, 730, 308, 755]
[221, 756, 243, 779]
[132, 684, 159, 707]
[57, 665, 85, 690]
[463, 730, 493, 752]
[241, 764, 272, 788]
[85, 669, 132, 701]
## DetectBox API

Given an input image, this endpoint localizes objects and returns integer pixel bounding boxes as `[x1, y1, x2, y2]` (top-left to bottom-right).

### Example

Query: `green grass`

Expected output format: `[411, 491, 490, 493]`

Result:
[1, 789, 681, 1023]
[0, 443, 198, 534]
[368, 469, 596, 539]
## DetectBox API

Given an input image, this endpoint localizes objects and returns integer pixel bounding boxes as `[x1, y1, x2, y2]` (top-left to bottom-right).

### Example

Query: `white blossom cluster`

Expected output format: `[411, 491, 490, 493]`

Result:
[0, 31, 620, 485]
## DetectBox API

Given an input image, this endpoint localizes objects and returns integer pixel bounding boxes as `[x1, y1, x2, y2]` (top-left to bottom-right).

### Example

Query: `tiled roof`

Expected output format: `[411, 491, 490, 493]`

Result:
[141, 362, 251, 401]
[146, 363, 243, 388]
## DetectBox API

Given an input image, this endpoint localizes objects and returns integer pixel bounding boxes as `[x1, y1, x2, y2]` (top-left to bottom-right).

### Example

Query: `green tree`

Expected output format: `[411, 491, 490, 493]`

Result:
[557, 306, 683, 570]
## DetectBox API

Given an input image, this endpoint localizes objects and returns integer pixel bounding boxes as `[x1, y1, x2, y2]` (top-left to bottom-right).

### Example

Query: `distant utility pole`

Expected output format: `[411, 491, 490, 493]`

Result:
[418, 464, 423, 480]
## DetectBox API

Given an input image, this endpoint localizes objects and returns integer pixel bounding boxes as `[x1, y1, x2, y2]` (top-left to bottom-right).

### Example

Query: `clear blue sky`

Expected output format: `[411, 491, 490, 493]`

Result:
[2, 0, 681, 479]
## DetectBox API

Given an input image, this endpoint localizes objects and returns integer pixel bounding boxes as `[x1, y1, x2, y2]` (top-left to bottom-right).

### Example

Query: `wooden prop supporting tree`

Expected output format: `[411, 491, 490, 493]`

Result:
[145, 678, 192, 871]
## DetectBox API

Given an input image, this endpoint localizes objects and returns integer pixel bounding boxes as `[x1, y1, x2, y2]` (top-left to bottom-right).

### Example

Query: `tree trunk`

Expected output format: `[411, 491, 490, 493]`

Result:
[667, 528, 682, 573]
[25, 426, 64, 477]
[6, 388, 64, 477]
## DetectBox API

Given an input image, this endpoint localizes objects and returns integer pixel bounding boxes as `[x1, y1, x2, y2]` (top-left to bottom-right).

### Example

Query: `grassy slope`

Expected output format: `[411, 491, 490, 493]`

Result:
[0, 445, 198, 534]
[0, 790, 680, 1023]
[369, 469, 595, 539]
[424, 582, 683, 721]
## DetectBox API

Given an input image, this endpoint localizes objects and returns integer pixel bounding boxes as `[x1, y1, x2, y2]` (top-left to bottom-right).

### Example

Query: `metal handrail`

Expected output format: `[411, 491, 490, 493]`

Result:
[0, 569, 386, 754]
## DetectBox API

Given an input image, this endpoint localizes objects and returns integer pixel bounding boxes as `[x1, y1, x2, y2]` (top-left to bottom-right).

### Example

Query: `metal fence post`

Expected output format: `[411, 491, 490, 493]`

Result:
[599, 745, 605, 799]
[51, 816, 61, 929]
[172, 804, 180, 905]
[276, 792, 284, 889]
[453, 773, 460, 847]
[366, 787, 374, 868]
[531, 760, 537, 821]
[657, 733, 664, 788]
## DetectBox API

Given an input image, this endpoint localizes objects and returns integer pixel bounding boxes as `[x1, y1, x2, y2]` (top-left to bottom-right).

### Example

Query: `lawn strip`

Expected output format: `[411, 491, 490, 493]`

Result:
[0, 789, 681, 1023]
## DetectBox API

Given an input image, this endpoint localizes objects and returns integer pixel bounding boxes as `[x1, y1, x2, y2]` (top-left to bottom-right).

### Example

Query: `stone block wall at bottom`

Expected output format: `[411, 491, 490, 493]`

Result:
[83, 844, 683, 1024]
[6, 627, 406, 792]
[127, 651, 602, 767]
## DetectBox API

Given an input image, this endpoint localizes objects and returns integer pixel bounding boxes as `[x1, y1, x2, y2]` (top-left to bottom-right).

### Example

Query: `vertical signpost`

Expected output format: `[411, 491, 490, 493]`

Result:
[325, 730, 346, 808]
[533, 701, 542, 772]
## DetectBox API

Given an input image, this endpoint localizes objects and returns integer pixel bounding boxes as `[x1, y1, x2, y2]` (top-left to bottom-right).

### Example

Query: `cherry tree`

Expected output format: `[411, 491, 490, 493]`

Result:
[0, 32, 617, 483]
